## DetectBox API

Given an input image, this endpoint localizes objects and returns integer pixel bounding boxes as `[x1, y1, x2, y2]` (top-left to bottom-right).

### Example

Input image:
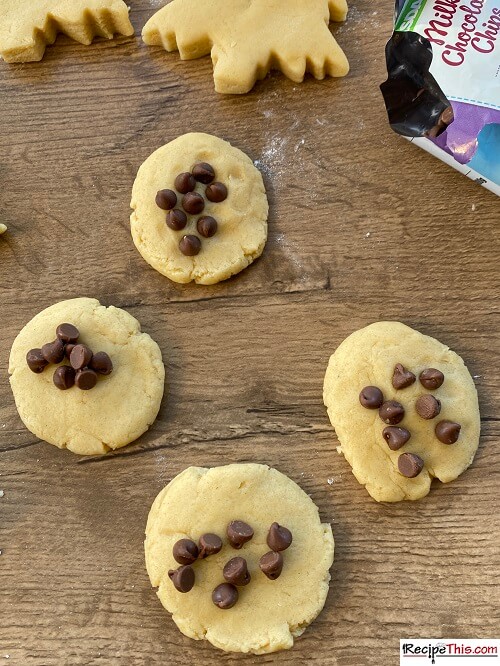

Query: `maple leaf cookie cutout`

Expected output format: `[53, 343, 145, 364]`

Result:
[142, 0, 349, 94]
[0, 0, 134, 63]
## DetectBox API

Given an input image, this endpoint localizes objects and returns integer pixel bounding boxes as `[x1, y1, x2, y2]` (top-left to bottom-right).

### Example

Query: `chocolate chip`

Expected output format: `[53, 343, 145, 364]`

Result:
[392, 363, 416, 389]
[26, 348, 48, 373]
[56, 323, 79, 344]
[382, 426, 411, 450]
[41, 339, 65, 364]
[415, 394, 441, 420]
[89, 351, 113, 376]
[398, 452, 424, 478]
[379, 400, 405, 424]
[179, 235, 202, 256]
[267, 522, 292, 552]
[419, 368, 445, 390]
[65, 344, 75, 360]
[227, 520, 254, 549]
[166, 209, 187, 231]
[182, 192, 205, 215]
[155, 189, 177, 210]
[196, 216, 218, 238]
[192, 162, 215, 184]
[168, 565, 195, 593]
[70, 344, 93, 371]
[172, 539, 199, 565]
[435, 420, 461, 444]
[223, 557, 251, 586]
[53, 365, 76, 390]
[198, 533, 223, 559]
[205, 182, 228, 203]
[259, 551, 283, 580]
[212, 583, 238, 609]
[75, 368, 97, 390]
[359, 386, 384, 409]
[174, 172, 196, 194]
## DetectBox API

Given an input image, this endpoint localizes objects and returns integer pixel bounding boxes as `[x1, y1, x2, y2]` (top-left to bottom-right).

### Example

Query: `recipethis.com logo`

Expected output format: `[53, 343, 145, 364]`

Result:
[401, 639, 499, 665]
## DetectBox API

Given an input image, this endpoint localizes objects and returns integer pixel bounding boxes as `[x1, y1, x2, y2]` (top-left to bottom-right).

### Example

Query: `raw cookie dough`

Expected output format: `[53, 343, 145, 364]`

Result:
[130, 133, 268, 285]
[9, 298, 165, 455]
[145, 463, 334, 654]
[0, 224, 6, 234]
[0, 0, 134, 63]
[323, 322, 480, 502]
[142, 0, 349, 94]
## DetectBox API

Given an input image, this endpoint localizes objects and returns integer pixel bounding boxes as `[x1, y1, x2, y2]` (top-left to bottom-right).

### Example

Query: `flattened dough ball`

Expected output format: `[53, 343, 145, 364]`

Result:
[323, 322, 480, 502]
[130, 133, 268, 285]
[9, 298, 165, 455]
[145, 463, 334, 654]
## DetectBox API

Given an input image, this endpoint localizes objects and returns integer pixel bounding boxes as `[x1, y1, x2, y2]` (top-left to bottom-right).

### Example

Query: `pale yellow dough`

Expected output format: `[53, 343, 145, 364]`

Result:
[9, 298, 165, 456]
[142, 0, 349, 94]
[145, 464, 334, 654]
[130, 133, 268, 285]
[0, 0, 134, 63]
[323, 322, 480, 502]
[0, 224, 6, 234]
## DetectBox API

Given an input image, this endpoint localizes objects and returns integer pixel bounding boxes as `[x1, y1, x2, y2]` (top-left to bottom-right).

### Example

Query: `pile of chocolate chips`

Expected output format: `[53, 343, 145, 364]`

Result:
[26, 323, 113, 391]
[359, 364, 461, 479]
[168, 520, 293, 610]
[155, 162, 228, 257]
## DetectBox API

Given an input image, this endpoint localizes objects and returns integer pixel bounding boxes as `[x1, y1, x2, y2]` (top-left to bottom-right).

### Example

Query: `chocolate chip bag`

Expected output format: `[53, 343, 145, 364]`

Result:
[381, 0, 500, 196]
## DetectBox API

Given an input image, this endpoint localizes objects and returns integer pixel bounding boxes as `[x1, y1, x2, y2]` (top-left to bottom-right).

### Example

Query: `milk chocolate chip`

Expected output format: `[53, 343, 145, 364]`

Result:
[223, 557, 251, 586]
[212, 583, 238, 609]
[41, 339, 65, 364]
[192, 162, 215, 184]
[65, 343, 75, 360]
[168, 565, 195, 593]
[205, 182, 228, 203]
[172, 539, 199, 565]
[166, 209, 187, 231]
[435, 420, 461, 444]
[359, 386, 384, 409]
[53, 365, 76, 390]
[259, 551, 283, 580]
[392, 363, 416, 389]
[398, 452, 424, 478]
[379, 400, 405, 424]
[267, 522, 292, 552]
[75, 368, 97, 390]
[70, 344, 93, 371]
[415, 394, 441, 419]
[56, 323, 79, 344]
[26, 348, 48, 373]
[174, 172, 196, 194]
[227, 520, 254, 549]
[182, 191, 205, 215]
[382, 426, 411, 450]
[179, 234, 201, 256]
[196, 216, 218, 238]
[89, 351, 113, 376]
[419, 368, 444, 390]
[198, 533, 223, 559]
[155, 189, 177, 210]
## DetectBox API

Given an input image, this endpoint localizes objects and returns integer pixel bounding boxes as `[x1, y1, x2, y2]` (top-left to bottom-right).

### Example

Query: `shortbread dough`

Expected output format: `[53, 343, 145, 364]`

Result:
[145, 464, 334, 654]
[323, 322, 480, 502]
[9, 298, 165, 455]
[130, 133, 268, 285]
[142, 0, 349, 94]
[0, 0, 134, 63]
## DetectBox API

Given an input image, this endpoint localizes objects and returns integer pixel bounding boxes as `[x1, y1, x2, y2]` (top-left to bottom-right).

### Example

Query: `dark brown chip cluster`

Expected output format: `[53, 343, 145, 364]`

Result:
[168, 520, 293, 610]
[26, 323, 113, 392]
[155, 161, 228, 257]
[359, 364, 461, 478]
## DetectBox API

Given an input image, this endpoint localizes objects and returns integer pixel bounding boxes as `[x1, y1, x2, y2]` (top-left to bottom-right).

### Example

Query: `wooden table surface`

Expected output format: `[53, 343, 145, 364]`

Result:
[1, 1, 499, 664]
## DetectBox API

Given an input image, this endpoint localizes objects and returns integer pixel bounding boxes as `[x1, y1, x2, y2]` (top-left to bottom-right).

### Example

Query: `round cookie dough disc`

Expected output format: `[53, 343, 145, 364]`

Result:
[130, 133, 268, 285]
[9, 298, 165, 455]
[145, 463, 334, 654]
[323, 322, 480, 502]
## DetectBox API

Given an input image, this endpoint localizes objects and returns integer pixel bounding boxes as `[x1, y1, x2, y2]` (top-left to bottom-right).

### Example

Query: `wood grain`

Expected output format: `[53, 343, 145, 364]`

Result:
[0, 1, 499, 664]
